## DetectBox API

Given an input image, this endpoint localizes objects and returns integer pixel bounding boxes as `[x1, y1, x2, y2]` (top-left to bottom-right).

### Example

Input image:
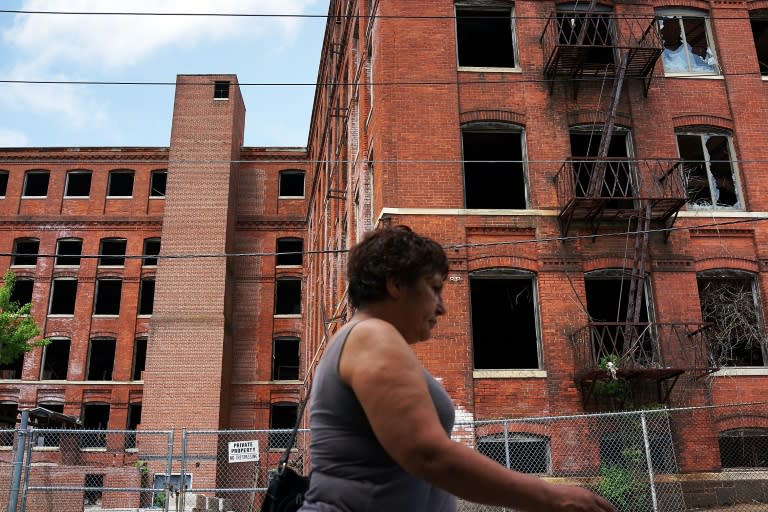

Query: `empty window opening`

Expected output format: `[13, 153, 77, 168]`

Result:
[719, 428, 768, 468]
[94, 279, 122, 316]
[273, 337, 300, 380]
[84, 473, 104, 505]
[64, 171, 92, 197]
[9, 278, 33, 305]
[80, 404, 109, 448]
[41, 338, 70, 380]
[143, 238, 161, 266]
[125, 403, 142, 449]
[0, 356, 23, 380]
[0, 403, 18, 445]
[657, 13, 717, 74]
[49, 279, 78, 315]
[0, 171, 8, 196]
[677, 133, 739, 209]
[107, 170, 134, 197]
[12, 238, 39, 266]
[751, 11, 768, 76]
[478, 433, 550, 474]
[569, 128, 634, 206]
[462, 127, 527, 209]
[584, 271, 652, 364]
[132, 338, 147, 381]
[23, 171, 49, 197]
[276, 238, 303, 266]
[138, 278, 155, 315]
[698, 271, 766, 367]
[556, 7, 615, 67]
[55, 238, 82, 266]
[99, 238, 127, 266]
[456, 6, 516, 68]
[214, 81, 230, 99]
[270, 402, 298, 448]
[601, 430, 676, 474]
[275, 278, 301, 315]
[150, 169, 167, 197]
[87, 338, 116, 381]
[470, 271, 539, 369]
[34, 403, 64, 446]
[279, 171, 305, 197]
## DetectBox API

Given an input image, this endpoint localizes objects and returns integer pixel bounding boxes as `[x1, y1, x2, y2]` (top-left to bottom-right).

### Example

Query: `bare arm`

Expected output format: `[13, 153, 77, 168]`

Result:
[339, 319, 615, 512]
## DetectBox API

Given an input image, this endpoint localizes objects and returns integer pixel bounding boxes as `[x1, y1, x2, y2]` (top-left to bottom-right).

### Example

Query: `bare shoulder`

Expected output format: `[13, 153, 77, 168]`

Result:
[339, 318, 421, 384]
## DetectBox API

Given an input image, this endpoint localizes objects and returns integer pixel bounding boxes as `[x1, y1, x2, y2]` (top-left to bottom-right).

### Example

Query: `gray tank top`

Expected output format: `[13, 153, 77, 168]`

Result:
[299, 321, 457, 512]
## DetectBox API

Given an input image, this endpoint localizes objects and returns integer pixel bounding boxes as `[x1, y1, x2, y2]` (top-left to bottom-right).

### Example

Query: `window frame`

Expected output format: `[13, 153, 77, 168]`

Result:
[274, 277, 302, 316]
[55, 238, 83, 267]
[455, 1, 519, 71]
[98, 237, 128, 267]
[276, 238, 304, 267]
[657, 9, 720, 76]
[719, 428, 768, 468]
[22, 170, 50, 198]
[477, 432, 552, 474]
[278, 170, 306, 198]
[93, 278, 123, 317]
[142, 238, 161, 267]
[106, 169, 135, 198]
[64, 170, 92, 198]
[40, 337, 70, 381]
[149, 169, 167, 198]
[0, 170, 8, 197]
[676, 131, 743, 210]
[11, 237, 39, 267]
[272, 336, 300, 381]
[48, 278, 78, 316]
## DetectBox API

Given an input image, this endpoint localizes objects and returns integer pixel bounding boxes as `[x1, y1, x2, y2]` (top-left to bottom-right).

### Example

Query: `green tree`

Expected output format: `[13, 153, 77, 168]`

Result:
[0, 270, 49, 365]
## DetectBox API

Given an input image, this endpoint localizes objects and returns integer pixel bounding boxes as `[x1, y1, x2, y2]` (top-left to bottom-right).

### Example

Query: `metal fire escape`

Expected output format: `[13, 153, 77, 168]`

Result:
[542, 3, 714, 409]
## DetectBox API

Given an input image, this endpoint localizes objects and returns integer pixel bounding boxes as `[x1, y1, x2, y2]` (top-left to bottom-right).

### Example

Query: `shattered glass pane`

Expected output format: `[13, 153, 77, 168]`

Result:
[706, 135, 738, 207]
[677, 134, 739, 209]
[659, 16, 716, 73]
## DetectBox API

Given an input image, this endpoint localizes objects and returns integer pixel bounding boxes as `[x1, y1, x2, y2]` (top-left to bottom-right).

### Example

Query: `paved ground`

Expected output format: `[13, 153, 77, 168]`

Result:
[689, 505, 767, 512]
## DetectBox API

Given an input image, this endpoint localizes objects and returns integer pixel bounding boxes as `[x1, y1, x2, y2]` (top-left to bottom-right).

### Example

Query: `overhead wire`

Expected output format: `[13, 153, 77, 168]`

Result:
[2, 216, 768, 261]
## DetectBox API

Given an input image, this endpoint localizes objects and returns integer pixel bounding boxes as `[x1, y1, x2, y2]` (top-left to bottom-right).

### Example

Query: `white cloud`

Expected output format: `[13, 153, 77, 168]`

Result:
[2, 0, 319, 72]
[0, 128, 30, 147]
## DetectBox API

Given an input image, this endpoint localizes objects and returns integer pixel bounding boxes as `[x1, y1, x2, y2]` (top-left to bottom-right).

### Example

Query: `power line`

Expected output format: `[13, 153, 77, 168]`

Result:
[3, 216, 768, 261]
[3, 158, 768, 165]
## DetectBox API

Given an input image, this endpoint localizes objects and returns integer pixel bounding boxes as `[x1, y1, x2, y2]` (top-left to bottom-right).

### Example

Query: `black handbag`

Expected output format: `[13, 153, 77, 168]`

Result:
[261, 395, 310, 512]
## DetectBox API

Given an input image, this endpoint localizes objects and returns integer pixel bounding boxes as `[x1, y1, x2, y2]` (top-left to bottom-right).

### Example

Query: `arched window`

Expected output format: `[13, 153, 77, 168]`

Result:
[64, 169, 92, 197]
[107, 169, 135, 197]
[676, 129, 740, 209]
[477, 433, 551, 474]
[719, 428, 768, 468]
[269, 402, 298, 448]
[22, 170, 49, 197]
[55, 238, 83, 266]
[12, 237, 39, 266]
[275, 277, 301, 315]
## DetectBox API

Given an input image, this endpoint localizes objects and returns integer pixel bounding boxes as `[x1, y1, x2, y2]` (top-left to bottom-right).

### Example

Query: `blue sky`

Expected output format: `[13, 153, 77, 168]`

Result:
[0, 0, 329, 148]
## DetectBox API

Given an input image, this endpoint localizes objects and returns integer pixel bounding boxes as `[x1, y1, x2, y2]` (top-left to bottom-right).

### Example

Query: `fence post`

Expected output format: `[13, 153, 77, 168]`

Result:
[179, 430, 188, 512]
[7, 409, 29, 512]
[640, 412, 659, 512]
[164, 431, 174, 512]
[19, 425, 35, 512]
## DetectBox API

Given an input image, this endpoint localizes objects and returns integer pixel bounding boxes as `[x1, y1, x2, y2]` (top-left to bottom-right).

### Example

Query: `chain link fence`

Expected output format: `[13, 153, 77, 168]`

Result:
[0, 403, 765, 512]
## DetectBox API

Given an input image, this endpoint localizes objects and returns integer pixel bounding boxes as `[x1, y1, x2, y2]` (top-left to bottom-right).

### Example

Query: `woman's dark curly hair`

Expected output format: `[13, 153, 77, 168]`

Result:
[347, 225, 448, 308]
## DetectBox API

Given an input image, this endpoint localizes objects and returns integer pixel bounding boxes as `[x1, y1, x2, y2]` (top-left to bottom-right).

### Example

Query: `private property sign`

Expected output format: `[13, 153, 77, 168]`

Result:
[228, 440, 259, 463]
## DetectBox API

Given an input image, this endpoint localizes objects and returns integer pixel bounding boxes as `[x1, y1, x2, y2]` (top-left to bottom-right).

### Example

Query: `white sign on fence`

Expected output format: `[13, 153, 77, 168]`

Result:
[228, 440, 259, 463]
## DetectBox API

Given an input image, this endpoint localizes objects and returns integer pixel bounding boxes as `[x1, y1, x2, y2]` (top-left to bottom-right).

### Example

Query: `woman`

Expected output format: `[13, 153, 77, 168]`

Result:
[299, 226, 615, 512]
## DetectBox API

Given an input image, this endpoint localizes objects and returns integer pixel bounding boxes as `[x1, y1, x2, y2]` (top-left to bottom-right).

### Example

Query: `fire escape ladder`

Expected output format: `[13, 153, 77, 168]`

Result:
[624, 202, 652, 350]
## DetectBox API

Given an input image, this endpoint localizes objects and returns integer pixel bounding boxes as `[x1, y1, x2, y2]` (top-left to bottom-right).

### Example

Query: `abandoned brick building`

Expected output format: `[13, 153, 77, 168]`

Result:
[1, 0, 768, 509]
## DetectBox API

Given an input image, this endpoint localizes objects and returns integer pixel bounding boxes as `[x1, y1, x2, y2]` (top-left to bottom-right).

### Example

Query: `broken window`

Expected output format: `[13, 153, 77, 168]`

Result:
[34, 403, 64, 447]
[55, 238, 82, 266]
[269, 402, 298, 448]
[556, 4, 616, 67]
[751, 10, 768, 76]
[49, 278, 78, 315]
[275, 277, 301, 315]
[41, 338, 70, 380]
[9, 278, 33, 305]
[273, 337, 300, 380]
[87, 338, 116, 381]
[698, 271, 766, 367]
[143, 238, 161, 266]
[23, 170, 49, 197]
[0, 170, 7, 196]
[569, 127, 635, 207]
[477, 433, 550, 474]
[84, 474, 104, 505]
[279, 170, 305, 197]
[138, 278, 155, 316]
[719, 428, 768, 468]
[0, 356, 23, 379]
[125, 403, 142, 449]
[276, 238, 303, 266]
[0, 402, 18, 445]
[99, 238, 127, 266]
[80, 404, 109, 448]
[132, 337, 147, 381]
[657, 11, 718, 74]
[150, 169, 167, 197]
[93, 279, 122, 316]
[455, 2, 516, 68]
[462, 124, 527, 209]
[12, 237, 39, 266]
[470, 269, 540, 369]
[584, 270, 654, 365]
[214, 81, 230, 99]
[107, 169, 134, 197]
[676, 132, 740, 209]
[64, 170, 92, 197]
